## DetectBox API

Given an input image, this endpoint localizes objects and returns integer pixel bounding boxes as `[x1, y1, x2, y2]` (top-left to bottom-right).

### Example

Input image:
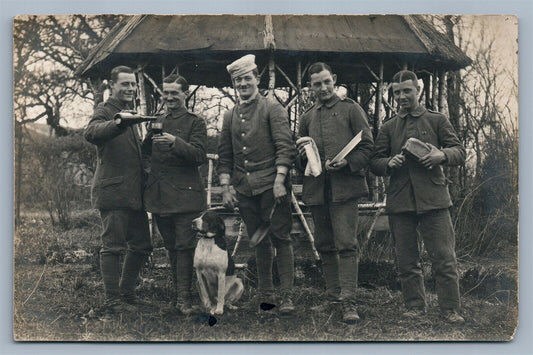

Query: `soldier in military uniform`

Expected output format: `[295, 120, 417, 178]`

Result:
[296, 62, 374, 323]
[217, 55, 297, 314]
[370, 70, 466, 324]
[84, 65, 152, 313]
[142, 74, 207, 314]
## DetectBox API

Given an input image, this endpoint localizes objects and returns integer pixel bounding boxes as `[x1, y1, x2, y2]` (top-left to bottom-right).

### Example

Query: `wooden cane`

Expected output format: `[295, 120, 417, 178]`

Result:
[291, 190, 320, 261]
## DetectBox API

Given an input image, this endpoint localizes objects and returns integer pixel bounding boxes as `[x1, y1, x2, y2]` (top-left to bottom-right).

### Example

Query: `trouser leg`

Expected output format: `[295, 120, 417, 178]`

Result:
[310, 205, 341, 301]
[118, 210, 151, 301]
[269, 193, 294, 294]
[419, 209, 461, 311]
[389, 212, 426, 310]
[329, 201, 359, 303]
[238, 192, 274, 297]
[99, 209, 129, 303]
[255, 239, 275, 296]
[155, 214, 179, 298]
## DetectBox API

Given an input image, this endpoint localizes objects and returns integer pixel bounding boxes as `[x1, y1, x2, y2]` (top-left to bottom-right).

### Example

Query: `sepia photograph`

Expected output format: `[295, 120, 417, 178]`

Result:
[13, 14, 519, 342]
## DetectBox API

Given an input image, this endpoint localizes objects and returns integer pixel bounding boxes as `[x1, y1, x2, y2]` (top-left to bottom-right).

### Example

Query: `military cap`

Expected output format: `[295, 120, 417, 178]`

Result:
[226, 54, 257, 78]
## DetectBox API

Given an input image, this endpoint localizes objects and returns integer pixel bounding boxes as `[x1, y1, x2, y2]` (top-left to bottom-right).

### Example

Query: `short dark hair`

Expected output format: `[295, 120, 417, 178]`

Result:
[308, 62, 333, 79]
[163, 74, 189, 92]
[110, 65, 134, 82]
[392, 70, 419, 84]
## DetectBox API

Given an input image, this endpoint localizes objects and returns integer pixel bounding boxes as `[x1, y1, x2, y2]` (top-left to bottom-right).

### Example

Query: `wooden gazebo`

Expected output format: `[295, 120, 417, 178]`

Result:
[77, 15, 470, 134]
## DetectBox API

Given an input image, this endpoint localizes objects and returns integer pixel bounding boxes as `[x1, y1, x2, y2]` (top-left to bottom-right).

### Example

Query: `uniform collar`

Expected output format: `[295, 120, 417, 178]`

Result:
[166, 105, 188, 118]
[316, 94, 340, 109]
[107, 97, 131, 111]
[397, 104, 426, 119]
[238, 89, 259, 105]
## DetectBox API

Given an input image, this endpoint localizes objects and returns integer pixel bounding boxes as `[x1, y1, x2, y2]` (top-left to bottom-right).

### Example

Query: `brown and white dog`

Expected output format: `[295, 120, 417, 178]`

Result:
[192, 210, 244, 315]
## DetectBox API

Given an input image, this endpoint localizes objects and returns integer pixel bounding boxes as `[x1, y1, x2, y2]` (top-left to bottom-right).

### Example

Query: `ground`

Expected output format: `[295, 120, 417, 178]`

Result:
[13, 210, 518, 342]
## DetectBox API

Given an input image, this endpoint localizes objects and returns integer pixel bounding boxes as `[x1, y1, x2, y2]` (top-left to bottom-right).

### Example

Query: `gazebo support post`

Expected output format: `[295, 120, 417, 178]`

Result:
[372, 57, 384, 203]
[268, 55, 276, 101]
[438, 69, 445, 112]
[432, 69, 438, 110]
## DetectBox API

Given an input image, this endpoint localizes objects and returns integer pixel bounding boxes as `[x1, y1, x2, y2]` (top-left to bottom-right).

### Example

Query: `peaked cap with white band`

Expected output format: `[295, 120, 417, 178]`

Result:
[226, 54, 257, 78]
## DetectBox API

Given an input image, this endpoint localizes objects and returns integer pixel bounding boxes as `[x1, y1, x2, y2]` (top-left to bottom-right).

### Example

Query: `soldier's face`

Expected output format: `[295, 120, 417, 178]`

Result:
[110, 73, 137, 104]
[163, 82, 187, 110]
[233, 71, 259, 100]
[392, 79, 420, 112]
[309, 70, 337, 103]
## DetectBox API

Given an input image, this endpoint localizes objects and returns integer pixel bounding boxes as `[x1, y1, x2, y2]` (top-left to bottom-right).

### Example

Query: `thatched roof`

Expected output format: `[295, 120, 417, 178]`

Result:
[76, 15, 471, 86]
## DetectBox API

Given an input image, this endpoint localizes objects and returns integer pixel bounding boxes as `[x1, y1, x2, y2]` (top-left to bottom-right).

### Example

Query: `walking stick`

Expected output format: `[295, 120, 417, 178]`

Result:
[291, 190, 320, 262]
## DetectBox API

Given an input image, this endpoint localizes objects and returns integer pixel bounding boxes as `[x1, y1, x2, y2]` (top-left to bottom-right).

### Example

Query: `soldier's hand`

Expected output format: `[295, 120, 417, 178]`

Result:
[387, 154, 406, 170]
[419, 144, 446, 170]
[152, 132, 176, 146]
[222, 186, 238, 210]
[273, 176, 287, 203]
[325, 158, 348, 171]
[295, 137, 313, 159]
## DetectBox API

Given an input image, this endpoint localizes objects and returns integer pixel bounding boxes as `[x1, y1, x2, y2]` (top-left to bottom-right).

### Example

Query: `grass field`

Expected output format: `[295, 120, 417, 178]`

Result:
[13, 210, 518, 342]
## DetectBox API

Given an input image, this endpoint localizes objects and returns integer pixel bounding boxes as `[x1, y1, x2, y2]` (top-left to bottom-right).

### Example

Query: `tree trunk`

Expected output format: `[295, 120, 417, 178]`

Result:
[444, 15, 463, 200]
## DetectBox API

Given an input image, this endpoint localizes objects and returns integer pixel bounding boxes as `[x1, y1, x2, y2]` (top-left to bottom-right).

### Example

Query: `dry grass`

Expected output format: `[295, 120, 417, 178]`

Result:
[13, 211, 518, 342]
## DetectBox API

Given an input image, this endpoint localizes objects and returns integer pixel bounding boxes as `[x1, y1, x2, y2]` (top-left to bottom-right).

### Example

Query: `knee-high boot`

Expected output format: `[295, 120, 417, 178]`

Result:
[338, 254, 358, 302]
[100, 252, 121, 303]
[275, 241, 295, 314]
[320, 252, 341, 301]
[168, 250, 178, 300]
[119, 251, 146, 302]
[255, 241, 274, 298]
[338, 254, 360, 323]
[176, 249, 194, 314]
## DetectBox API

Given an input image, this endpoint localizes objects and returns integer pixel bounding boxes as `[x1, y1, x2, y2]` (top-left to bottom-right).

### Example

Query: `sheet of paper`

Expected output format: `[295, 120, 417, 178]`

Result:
[330, 130, 362, 164]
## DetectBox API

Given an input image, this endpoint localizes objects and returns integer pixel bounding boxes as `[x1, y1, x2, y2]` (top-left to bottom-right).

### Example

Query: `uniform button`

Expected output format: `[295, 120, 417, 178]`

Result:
[242, 119, 245, 122]
[246, 172, 250, 176]
[240, 114, 243, 118]
[188, 187, 192, 190]
[244, 160, 248, 164]
[243, 146, 247, 150]
[241, 133, 245, 137]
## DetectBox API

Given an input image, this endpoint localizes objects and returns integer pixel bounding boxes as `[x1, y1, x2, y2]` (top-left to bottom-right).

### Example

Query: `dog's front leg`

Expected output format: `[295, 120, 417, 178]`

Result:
[213, 272, 226, 315]
[196, 270, 212, 312]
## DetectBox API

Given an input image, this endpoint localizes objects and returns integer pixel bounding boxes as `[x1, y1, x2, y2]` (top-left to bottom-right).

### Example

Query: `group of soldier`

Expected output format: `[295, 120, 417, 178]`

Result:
[84, 54, 466, 325]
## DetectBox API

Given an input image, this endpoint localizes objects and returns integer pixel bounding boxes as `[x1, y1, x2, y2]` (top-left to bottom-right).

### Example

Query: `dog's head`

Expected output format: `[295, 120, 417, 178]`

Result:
[192, 210, 226, 238]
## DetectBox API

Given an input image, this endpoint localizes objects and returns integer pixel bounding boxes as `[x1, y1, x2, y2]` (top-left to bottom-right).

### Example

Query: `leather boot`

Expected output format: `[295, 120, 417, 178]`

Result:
[339, 255, 360, 323]
[276, 242, 294, 294]
[120, 251, 147, 304]
[100, 252, 121, 303]
[311, 252, 341, 312]
[255, 241, 275, 297]
[168, 250, 178, 304]
[176, 249, 194, 315]
[101, 253, 136, 313]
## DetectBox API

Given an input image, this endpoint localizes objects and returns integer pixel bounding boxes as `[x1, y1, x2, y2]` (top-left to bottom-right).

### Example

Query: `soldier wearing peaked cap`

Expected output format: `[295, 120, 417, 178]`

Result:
[217, 54, 297, 314]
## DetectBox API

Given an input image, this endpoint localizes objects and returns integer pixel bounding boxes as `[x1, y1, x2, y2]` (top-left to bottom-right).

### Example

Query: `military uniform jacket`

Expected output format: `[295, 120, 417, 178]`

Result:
[217, 95, 296, 196]
[142, 107, 207, 214]
[297, 95, 374, 205]
[370, 105, 466, 214]
[84, 97, 144, 210]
